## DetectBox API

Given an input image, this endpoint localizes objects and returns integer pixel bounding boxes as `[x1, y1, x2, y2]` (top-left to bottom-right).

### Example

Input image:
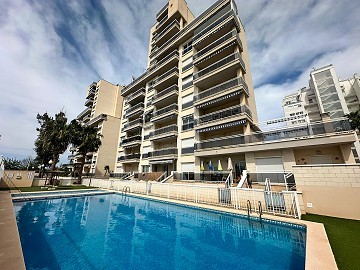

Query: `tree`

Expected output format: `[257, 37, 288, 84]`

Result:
[2, 157, 37, 170]
[69, 120, 102, 181]
[35, 112, 71, 183]
[345, 108, 360, 131]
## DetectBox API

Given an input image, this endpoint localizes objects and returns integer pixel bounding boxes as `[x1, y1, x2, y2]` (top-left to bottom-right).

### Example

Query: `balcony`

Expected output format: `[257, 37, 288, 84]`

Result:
[194, 77, 249, 107]
[123, 119, 143, 132]
[68, 155, 74, 160]
[118, 153, 141, 163]
[194, 30, 242, 61]
[86, 89, 95, 99]
[121, 135, 142, 148]
[195, 105, 252, 129]
[195, 119, 353, 154]
[125, 103, 144, 118]
[156, 14, 168, 31]
[86, 114, 107, 127]
[193, 52, 246, 88]
[85, 98, 94, 107]
[77, 107, 91, 120]
[150, 125, 178, 141]
[149, 148, 178, 159]
[82, 115, 91, 123]
[152, 104, 178, 123]
[156, 3, 168, 21]
[152, 85, 179, 106]
[153, 67, 179, 90]
[155, 20, 180, 47]
[125, 88, 145, 105]
[150, 50, 179, 77]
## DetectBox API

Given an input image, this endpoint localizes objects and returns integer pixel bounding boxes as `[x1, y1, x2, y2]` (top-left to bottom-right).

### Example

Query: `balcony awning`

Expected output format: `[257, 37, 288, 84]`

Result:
[196, 91, 242, 109]
[196, 119, 246, 133]
[149, 159, 175, 164]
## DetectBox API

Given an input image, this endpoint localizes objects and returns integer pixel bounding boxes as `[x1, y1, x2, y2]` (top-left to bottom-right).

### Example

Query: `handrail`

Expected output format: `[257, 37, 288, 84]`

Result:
[156, 172, 167, 182]
[194, 77, 249, 101]
[258, 201, 263, 219]
[246, 200, 252, 216]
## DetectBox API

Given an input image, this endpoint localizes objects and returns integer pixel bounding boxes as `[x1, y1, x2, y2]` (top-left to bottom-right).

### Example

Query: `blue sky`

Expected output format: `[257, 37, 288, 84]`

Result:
[1, 0, 360, 162]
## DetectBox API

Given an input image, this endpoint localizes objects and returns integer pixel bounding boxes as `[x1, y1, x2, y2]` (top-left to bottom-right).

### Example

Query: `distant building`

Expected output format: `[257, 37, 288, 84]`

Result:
[283, 64, 360, 162]
[69, 80, 124, 176]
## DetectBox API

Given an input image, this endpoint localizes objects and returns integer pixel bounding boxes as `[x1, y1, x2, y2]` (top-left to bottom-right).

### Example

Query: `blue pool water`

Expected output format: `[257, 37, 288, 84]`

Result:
[14, 194, 306, 270]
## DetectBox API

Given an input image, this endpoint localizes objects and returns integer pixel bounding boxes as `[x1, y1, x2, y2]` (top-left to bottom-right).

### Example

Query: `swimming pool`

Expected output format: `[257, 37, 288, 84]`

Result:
[14, 194, 306, 270]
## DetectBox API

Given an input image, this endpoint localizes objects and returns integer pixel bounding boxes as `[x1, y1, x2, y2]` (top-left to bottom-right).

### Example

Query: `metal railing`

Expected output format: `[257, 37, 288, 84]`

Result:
[193, 10, 232, 42]
[125, 88, 145, 102]
[118, 154, 141, 161]
[77, 107, 91, 119]
[121, 135, 142, 145]
[195, 104, 251, 125]
[153, 104, 178, 117]
[196, 118, 353, 150]
[123, 119, 143, 129]
[194, 77, 249, 102]
[193, 30, 241, 60]
[153, 85, 178, 102]
[86, 114, 106, 127]
[155, 20, 180, 42]
[91, 180, 301, 219]
[126, 102, 144, 115]
[151, 148, 178, 157]
[154, 67, 179, 84]
[156, 50, 179, 67]
[194, 53, 243, 80]
[156, 14, 168, 29]
[174, 171, 230, 182]
[156, 3, 168, 19]
[150, 124, 177, 138]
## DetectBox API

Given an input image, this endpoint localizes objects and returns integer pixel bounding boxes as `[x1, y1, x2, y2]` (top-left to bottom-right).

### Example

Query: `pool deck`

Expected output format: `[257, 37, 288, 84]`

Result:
[0, 189, 338, 270]
[0, 191, 26, 270]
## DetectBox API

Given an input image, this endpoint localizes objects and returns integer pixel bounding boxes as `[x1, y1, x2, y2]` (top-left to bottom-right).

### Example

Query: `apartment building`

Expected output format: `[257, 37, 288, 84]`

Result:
[70, 80, 124, 175]
[115, 0, 257, 175]
[283, 65, 360, 163]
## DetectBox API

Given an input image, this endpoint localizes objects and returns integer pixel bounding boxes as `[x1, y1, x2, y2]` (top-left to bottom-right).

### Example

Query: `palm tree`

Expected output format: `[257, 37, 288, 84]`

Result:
[69, 120, 102, 182]
[35, 112, 71, 183]
[345, 108, 360, 131]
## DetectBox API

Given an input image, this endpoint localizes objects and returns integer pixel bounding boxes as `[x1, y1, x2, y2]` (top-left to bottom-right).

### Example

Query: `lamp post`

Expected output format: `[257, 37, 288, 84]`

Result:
[48, 160, 53, 185]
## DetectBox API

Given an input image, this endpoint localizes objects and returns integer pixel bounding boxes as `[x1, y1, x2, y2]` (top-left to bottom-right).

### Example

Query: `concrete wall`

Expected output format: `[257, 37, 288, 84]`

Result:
[0, 170, 35, 188]
[293, 164, 360, 220]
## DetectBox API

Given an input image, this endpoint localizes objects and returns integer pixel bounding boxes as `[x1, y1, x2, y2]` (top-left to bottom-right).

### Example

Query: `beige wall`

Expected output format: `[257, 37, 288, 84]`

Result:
[93, 80, 123, 118]
[294, 145, 345, 165]
[0, 170, 35, 188]
[293, 164, 360, 220]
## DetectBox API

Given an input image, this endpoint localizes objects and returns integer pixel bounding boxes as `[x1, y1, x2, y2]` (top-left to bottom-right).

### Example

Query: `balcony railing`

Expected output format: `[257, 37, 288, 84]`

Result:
[153, 85, 178, 102]
[85, 98, 94, 106]
[194, 77, 248, 102]
[153, 104, 178, 118]
[123, 119, 143, 130]
[126, 103, 144, 116]
[193, 30, 241, 60]
[195, 105, 252, 126]
[156, 50, 179, 67]
[118, 154, 141, 161]
[193, 53, 244, 81]
[86, 113, 106, 127]
[193, 10, 233, 42]
[77, 107, 91, 119]
[122, 135, 142, 145]
[151, 148, 178, 157]
[156, 14, 168, 29]
[195, 119, 353, 150]
[154, 67, 179, 85]
[156, 3, 168, 19]
[155, 20, 180, 42]
[125, 88, 145, 103]
[150, 125, 177, 138]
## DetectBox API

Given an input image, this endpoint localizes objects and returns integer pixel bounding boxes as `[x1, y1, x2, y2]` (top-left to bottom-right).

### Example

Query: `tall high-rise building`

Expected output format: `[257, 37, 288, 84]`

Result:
[115, 0, 258, 174]
[70, 80, 124, 175]
[282, 65, 360, 162]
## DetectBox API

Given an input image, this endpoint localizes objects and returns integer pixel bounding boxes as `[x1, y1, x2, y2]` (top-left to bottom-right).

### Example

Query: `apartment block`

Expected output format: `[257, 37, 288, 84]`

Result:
[283, 65, 360, 163]
[70, 80, 124, 176]
[115, 0, 258, 175]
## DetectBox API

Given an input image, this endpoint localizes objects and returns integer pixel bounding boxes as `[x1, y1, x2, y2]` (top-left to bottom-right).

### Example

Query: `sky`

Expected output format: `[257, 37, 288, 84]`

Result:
[0, 0, 360, 162]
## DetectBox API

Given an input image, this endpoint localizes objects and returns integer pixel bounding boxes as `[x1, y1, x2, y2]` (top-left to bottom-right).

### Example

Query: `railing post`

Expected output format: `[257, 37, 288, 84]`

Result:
[294, 192, 302, 219]
[195, 186, 198, 203]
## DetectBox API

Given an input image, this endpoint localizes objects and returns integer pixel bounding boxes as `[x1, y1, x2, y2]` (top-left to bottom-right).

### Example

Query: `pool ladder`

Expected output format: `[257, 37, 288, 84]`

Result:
[122, 186, 130, 195]
[246, 200, 263, 219]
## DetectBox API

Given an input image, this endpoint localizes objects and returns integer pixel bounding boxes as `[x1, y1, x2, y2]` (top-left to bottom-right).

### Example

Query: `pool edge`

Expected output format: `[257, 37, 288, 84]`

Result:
[0, 191, 26, 270]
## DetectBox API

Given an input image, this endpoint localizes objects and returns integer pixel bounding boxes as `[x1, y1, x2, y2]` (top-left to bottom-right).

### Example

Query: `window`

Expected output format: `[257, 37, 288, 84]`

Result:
[182, 74, 193, 90]
[182, 115, 194, 131]
[182, 94, 193, 109]
[144, 110, 152, 123]
[183, 40, 192, 55]
[182, 57, 193, 72]
[181, 138, 194, 154]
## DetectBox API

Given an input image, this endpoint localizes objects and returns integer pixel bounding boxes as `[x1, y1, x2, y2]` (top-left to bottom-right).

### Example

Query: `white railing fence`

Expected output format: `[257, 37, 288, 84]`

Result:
[90, 180, 301, 219]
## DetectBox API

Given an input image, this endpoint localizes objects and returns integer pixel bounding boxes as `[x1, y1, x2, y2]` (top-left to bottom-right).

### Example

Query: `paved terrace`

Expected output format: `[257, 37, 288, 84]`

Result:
[0, 191, 26, 270]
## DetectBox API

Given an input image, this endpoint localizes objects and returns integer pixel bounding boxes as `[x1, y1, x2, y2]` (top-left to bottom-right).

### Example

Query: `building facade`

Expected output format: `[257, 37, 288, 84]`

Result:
[283, 65, 360, 163]
[115, 0, 258, 175]
[70, 80, 124, 176]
